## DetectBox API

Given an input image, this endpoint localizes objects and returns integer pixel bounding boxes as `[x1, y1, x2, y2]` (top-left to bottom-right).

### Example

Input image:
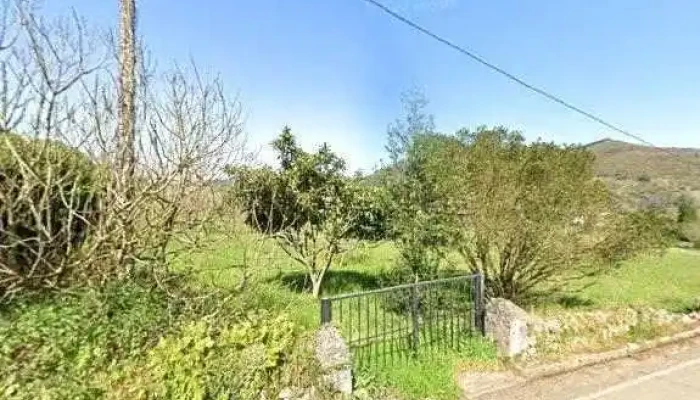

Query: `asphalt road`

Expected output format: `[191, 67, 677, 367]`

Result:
[479, 337, 700, 400]
[572, 357, 700, 400]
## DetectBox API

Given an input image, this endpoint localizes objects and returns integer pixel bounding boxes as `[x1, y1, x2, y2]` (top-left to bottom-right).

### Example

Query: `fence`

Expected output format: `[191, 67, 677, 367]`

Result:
[320, 274, 485, 366]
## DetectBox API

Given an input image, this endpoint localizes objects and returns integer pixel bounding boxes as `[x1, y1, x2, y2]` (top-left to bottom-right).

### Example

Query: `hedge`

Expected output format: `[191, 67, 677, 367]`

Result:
[0, 133, 102, 295]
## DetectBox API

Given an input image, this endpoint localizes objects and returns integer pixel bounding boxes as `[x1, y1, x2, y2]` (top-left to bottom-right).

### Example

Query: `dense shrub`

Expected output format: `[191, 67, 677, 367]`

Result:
[387, 134, 453, 282]
[227, 165, 292, 233]
[407, 127, 672, 303]
[0, 133, 103, 295]
[113, 311, 311, 400]
[594, 210, 676, 264]
[346, 183, 393, 241]
[0, 282, 316, 400]
[0, 283, 172, 399]
[677, 194, 697, 223]
[677, 222, 700, 248]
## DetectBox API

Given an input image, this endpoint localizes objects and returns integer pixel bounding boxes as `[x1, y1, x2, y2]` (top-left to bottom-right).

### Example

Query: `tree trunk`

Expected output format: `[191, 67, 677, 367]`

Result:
[311, 264, 331, 298]
[115, 0, 137, 270]
[311, 278, 323, 298]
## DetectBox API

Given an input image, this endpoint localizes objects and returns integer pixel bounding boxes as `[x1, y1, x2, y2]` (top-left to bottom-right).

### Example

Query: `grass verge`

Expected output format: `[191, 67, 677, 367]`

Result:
[356, 337, 499, 400]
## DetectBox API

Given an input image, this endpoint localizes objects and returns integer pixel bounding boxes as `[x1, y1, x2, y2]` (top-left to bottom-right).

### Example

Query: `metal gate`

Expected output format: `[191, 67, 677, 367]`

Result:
[320, 274, 485, 366]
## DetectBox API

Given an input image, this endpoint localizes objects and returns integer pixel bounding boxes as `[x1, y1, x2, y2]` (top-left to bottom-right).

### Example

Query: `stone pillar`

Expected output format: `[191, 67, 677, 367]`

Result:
[485, 298, 530, 357]
[314, 324, 353, 394]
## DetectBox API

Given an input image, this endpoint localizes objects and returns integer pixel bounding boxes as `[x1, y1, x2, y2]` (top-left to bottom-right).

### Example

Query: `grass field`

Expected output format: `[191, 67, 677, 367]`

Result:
[175, 232, 399, 328]
[179, 230, 700, 399]
[571, 248, 700, 312]
[179, 233, 494, 398]
[184, 232, 700, 314]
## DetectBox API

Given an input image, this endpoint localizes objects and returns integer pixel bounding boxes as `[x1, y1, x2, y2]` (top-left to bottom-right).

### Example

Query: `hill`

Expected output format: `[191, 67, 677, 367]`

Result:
[586, 139, 700, 211]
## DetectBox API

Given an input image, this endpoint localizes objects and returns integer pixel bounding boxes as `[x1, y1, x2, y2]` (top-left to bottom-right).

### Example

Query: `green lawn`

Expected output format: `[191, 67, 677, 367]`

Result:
[184, 230, 700, 314]
[175, 231, 399, 328]
[573, 248, 700, 312]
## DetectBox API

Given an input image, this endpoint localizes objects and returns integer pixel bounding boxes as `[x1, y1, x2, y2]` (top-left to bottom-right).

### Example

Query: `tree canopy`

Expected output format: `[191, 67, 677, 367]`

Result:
[399, 126, 672, 302]
[227, 127, 388, 296]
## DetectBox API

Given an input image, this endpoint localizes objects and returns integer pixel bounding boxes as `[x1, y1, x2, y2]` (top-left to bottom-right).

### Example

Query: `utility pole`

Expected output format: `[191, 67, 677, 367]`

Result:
[115, 0, 137, 269]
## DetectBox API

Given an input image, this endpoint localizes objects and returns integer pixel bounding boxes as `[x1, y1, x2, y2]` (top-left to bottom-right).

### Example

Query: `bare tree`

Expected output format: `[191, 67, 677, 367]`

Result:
[138, 63, 246, 269]
[0, 1, 250, 298]
[0, 0, 105, 297]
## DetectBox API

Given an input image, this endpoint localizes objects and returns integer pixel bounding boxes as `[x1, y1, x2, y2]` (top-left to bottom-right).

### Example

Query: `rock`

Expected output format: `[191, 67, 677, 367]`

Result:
[485, 298, 531, 357]
[315, 325, 350, 370]
[315, 325, 352, 394]
[322, 368, 352, 395]
[278, 387, 299, 400]
[682, 315, 695, 324]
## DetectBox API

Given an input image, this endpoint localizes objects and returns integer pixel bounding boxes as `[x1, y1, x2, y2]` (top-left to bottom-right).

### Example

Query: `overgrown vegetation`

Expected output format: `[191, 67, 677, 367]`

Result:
[677, 195, 698, 223]
[424, 127, 621, 302]
[0, 283, 172, 398]
[0, 2, 317, 399]
[380, 116, 672, 302]
[676, 195, 700, 247]
[0, 283, 315, 399]
[115, 312, 312, 400]
[0, 134, 103, 296]
[0, 1, 697, 399]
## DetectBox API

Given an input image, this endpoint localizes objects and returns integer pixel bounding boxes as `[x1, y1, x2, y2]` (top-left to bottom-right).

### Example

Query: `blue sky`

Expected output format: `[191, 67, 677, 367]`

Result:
[47, 0, 700, 172]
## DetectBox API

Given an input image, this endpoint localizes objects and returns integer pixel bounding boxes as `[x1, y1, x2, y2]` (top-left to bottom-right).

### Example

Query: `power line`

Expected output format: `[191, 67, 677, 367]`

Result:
[361, 0, 663, 149]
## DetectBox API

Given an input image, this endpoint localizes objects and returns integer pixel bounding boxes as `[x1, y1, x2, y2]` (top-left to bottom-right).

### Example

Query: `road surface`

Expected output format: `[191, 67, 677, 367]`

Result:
[479, 336, 700, 400]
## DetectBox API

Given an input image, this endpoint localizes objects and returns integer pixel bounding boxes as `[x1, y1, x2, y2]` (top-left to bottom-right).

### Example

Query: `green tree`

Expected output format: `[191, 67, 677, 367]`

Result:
[272, 126, 302, 170]
[347, 180, 393, 241]
[421, 126, 670, 302]
[386, 88, 435, 164]
[384, 91, 449, 282]
[228, 128, 361, 297]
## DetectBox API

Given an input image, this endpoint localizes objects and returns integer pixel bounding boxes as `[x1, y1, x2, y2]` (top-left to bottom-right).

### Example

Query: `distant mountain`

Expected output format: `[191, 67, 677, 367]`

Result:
[585, 138, 700, 211]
